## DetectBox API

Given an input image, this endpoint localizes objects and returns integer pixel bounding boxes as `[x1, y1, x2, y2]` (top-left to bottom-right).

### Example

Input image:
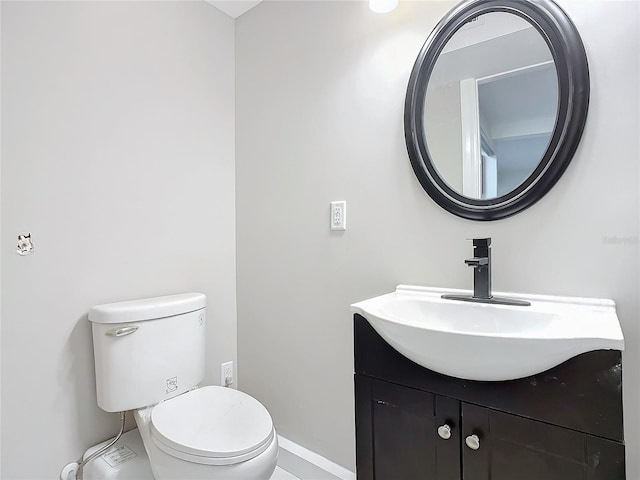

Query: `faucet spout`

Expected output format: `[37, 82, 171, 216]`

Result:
[467, 238, 492, 299]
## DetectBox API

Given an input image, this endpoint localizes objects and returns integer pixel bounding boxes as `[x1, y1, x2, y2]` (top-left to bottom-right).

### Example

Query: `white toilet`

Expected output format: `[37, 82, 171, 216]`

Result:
[89, 293, 278, 479]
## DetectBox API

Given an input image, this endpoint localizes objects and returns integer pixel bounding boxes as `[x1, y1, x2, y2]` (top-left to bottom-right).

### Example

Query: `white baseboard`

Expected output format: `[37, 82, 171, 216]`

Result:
[277, 435, 355, 480]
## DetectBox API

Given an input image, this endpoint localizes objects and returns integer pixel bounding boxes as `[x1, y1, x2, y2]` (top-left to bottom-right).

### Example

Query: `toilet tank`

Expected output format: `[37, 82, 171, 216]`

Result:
[89, 293, 207, 412]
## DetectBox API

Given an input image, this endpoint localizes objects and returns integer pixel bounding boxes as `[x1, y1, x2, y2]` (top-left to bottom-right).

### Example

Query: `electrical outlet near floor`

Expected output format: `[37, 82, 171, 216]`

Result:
[221, 361, 234, 387]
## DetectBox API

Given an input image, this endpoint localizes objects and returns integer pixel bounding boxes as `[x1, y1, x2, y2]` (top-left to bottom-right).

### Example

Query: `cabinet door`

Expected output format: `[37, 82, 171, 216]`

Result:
[461, 403, 624, 480]
[355, 375, 460, 480]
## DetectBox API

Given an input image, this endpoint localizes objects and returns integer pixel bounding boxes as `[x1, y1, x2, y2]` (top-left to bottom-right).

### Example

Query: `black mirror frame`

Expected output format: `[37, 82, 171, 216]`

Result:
[405, 0, 589, 221]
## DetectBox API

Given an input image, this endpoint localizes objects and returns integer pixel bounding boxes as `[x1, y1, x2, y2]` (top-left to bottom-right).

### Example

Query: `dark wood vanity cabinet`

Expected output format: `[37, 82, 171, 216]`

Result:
[356, 376, 460, 480]
[459, 402, 625, 480]
[354, 314, 625, 480]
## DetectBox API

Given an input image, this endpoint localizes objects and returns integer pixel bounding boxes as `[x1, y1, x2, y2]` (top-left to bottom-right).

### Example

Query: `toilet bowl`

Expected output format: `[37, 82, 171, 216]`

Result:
[88, 293, 278, 479]
[134, 386, 278, 479]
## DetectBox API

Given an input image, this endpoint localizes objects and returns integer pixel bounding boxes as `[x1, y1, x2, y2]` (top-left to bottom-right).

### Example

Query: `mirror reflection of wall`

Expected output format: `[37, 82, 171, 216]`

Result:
[423, 12, 559, 200]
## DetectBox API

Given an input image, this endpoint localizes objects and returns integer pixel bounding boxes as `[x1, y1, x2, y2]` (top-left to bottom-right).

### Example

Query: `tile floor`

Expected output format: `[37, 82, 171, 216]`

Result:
[272, 466, 300, 480]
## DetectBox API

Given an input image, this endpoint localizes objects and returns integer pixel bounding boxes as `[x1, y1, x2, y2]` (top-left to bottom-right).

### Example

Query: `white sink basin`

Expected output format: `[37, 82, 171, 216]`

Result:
[350, 285, 624, 381]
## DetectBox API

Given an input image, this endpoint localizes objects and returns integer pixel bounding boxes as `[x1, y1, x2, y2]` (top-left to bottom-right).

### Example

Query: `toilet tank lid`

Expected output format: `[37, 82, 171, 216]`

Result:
[88, 293, 206, 324]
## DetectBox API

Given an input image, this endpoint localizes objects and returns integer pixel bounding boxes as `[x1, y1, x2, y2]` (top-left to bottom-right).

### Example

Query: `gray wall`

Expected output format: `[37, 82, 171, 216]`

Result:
[236, 0, 639, 476]
[1, 1, 638, 478]
[1, 2, 236, 478]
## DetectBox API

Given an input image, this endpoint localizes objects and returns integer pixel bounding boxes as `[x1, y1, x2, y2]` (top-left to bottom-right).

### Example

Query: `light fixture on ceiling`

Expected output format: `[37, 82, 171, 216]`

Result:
[369, 0, 398, 13]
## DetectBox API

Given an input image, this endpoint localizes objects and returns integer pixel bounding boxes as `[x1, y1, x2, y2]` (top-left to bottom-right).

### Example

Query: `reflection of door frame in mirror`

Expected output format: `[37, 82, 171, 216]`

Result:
[460, 61, 555, 200]
[460, 78, 482, 198]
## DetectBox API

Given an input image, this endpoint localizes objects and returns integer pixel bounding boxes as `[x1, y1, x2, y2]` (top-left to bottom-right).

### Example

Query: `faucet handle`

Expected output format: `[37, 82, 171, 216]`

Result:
[465, 257, 488, 267]
[471, 238, 491, 247]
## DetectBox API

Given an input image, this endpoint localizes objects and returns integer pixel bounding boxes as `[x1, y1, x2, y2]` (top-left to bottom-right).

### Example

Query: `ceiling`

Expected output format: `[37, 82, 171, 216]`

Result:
[205, 0, 263, 19]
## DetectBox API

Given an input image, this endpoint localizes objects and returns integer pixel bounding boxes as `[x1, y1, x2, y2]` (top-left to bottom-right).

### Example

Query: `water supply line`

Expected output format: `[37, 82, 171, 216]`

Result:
[60, 411, 126, 480]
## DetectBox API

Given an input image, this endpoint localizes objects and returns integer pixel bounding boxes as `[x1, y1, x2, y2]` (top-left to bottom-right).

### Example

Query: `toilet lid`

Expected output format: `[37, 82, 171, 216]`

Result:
[150, 386, 274, 462]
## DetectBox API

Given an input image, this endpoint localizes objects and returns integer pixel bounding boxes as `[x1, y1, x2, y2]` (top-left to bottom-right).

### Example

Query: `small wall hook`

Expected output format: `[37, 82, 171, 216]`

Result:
[17, 233, 34, 256]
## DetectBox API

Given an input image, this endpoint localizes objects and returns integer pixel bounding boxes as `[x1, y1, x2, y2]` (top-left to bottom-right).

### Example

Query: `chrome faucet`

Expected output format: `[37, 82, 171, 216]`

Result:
[465, 238, 492, 300]
[442, 238, 530, 307]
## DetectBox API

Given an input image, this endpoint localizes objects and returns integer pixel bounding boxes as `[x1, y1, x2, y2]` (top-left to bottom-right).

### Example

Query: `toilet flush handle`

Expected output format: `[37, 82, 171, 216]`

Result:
[106, 326, 139, 337]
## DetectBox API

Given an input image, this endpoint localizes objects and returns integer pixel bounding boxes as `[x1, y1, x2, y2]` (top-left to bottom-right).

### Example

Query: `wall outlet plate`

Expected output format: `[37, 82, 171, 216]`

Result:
[330, 201, 346, 231]
[221, 361, 233, 387]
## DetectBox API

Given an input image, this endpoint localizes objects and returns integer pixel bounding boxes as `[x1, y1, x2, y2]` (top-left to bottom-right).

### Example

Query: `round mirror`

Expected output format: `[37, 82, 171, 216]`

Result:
[405, 0, 589, 220]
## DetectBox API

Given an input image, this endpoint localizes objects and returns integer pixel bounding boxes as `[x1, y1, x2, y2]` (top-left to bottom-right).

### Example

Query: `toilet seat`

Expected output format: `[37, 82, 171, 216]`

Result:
[150, 386, 275, 466]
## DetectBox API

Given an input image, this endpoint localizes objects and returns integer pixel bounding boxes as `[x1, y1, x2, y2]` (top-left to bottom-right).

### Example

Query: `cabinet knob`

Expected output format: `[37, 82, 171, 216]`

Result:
[437, 424, 452, 440]
[465, 434, 480, 450]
